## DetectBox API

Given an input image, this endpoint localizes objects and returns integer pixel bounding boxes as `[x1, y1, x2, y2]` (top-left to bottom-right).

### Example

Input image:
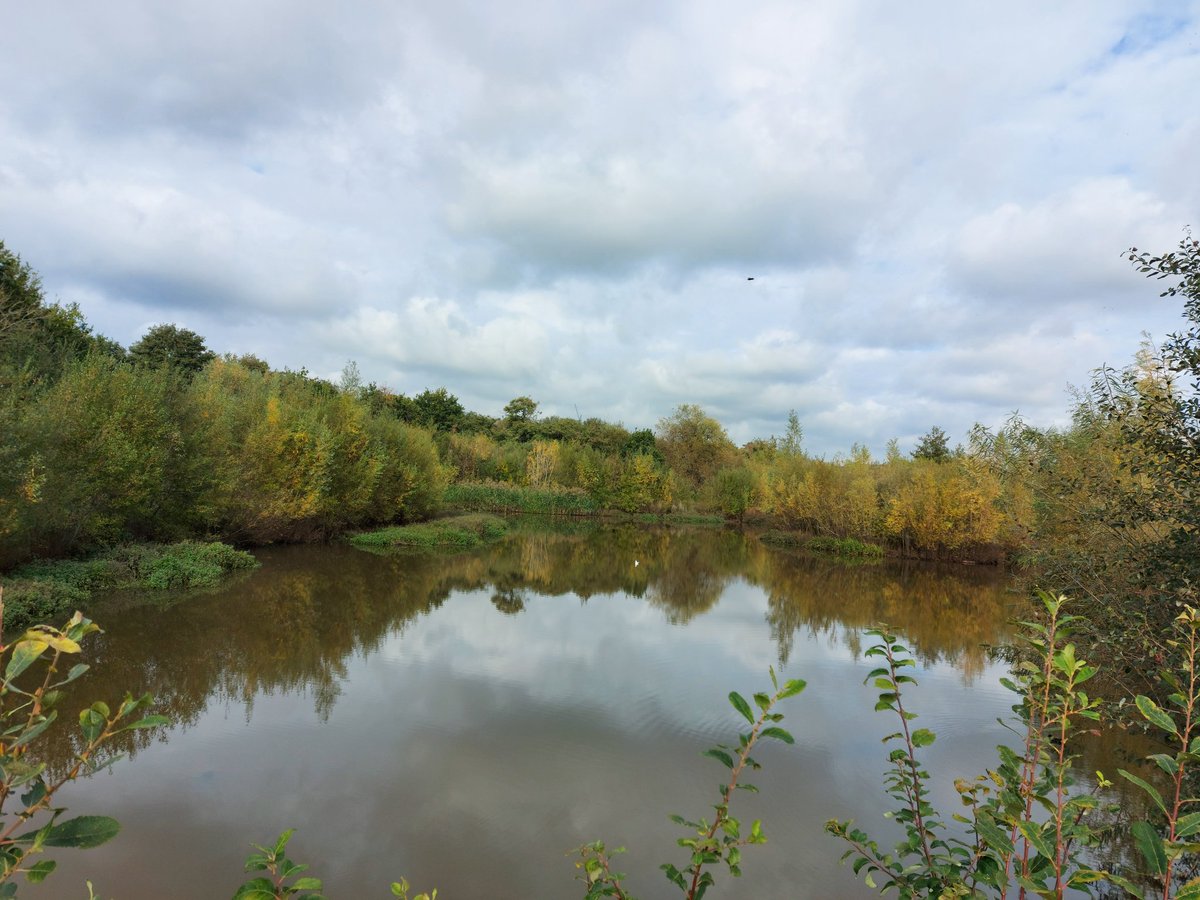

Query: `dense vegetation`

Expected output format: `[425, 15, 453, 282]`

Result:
[2, 233, 1197, 680]
[0, 241, 447, 573]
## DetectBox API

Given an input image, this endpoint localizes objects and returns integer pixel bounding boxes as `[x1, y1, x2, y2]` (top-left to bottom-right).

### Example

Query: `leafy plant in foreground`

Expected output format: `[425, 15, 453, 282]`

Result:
[233, 832, 439, 900]
[575, 668, 806, 899]
[828, 593, 1112, 897]
[0, 588, 167, 895]
[233, 829, 324, 899]
[1115, 600, 1200, 898]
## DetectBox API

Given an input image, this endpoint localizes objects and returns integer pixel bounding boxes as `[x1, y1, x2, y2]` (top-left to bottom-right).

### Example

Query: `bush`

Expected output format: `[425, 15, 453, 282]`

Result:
[2, 577, 88, 628]
[137, 542, 258, 589]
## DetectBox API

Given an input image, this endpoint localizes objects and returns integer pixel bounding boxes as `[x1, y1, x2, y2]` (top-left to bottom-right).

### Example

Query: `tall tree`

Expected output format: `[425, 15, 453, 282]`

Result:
[411, 387, 465, 432]
[1108, 232, 1200, 592]
[779, 409, 804, 457]
[129, 324, 215, 376]
[656, 404, 738, 489]
[913, 426, 951, 463]
[503, 395, 538, 422]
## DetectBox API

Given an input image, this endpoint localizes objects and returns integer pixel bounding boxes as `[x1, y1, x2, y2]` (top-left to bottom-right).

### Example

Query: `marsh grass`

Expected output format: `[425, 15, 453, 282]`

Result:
[348, 514, 508, 553]
[2, 541, 258, 629]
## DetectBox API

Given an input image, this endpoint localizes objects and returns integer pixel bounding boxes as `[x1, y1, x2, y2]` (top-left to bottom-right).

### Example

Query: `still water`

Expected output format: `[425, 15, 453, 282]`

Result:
[32, 523, 1030, 898]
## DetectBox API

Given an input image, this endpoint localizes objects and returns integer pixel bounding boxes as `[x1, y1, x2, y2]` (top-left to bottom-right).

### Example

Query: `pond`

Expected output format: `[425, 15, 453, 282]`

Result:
[28, 523, 1064, 897]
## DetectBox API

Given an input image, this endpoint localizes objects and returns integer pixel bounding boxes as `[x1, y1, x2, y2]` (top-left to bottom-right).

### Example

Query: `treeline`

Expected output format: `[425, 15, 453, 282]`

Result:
[0, 241, 446, 569]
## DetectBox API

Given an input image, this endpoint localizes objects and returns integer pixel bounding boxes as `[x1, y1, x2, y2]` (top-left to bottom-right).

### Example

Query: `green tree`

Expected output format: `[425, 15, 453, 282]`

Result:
[656, 404, 738, 490]
[411, 388, 465, 432]
[0, 240, 45, 339]
[1, 243, 110, 388]
[10, 354, 193, 558]
[129, 323, 215, 376]
[912, 426, 950, 463]
[1098, 232, 1200, 596]
[503, 395, 538, 422]
[779, 409, 804, 457]
[712, 466, 755, 523]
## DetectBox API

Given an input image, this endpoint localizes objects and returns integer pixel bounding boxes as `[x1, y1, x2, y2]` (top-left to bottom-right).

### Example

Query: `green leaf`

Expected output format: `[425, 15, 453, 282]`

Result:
[12, 712, 58, 748]
[1131, 820, 1167, 876]
[703, 748, 735, 769]
[1119, 770, 1169, 816]
[1136, 695, 1178, 735]
[1148, 753, 1179, 776]
[1015, 820, 1055, 861]
[779, 679, 806, 699]
[1101, 873, 1146, 898]
[5, 641, 48, 682]
[911, 728, 936, 747]
[42, 816, 120, 849]
[1175, 811, 1200, 838]
[975, 814, 1014, 855]
[1176, 876, 1200, 900]
[759, 726, 794, 744]
[728, 692, 754, 725]
[58, 663, 89, 685]
[25, 860, 55, 884]
[233, 878, 277, 900]
[291, 877, 323, 890]
[79, 708, 105, 745]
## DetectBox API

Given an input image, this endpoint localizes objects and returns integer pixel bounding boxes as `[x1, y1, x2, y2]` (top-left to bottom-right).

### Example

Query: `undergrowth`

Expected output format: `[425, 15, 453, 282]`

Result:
[2, 542, 258, 630]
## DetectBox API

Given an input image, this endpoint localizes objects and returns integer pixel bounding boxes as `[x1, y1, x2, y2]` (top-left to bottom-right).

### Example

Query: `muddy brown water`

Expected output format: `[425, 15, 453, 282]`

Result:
[23, 523, 1145, 898]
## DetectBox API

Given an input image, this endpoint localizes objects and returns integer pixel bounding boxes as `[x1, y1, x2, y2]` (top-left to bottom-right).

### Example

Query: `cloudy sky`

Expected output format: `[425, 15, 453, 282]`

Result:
[2, 1, 1197, 455]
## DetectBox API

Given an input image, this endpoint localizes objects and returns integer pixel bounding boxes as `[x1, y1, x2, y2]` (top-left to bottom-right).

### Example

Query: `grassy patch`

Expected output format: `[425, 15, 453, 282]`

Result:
[348, 514, 508, 553]
[759, 531, 885, 560]
[3, 542, 259, 631]
[759, 529, 804, 547]
[444, 482, 599, 515]
[805, 536, 885, 559]
[624, 512, 725, 527]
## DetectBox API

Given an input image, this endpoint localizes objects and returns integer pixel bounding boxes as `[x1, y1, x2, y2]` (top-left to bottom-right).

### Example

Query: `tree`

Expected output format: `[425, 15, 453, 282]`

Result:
[779, 409, 804, 457]
[1, 243, 107, 380]
[0, 240, 44, 339]
[503, 395, 538, 422]
[411, 387, 465, 432]
[1105, 231, 1200, 593]
[912, 426, 950, 463]
[622, 428, 660, 460]
[655, 404, 738, 490]
[712, 466, 755, 523]
[129, 323, 215, 376]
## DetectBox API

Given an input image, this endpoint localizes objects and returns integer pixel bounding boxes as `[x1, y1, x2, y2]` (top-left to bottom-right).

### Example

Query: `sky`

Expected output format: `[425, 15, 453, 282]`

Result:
[2, 1, 1198, 456]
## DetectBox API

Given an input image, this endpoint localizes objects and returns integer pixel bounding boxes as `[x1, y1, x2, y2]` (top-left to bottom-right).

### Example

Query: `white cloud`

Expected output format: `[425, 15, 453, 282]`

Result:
[1, 0, 1198, 455]
[950, 178, 1177, 304]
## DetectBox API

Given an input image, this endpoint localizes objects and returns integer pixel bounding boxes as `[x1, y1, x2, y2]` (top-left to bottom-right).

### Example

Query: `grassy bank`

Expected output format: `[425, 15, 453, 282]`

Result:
[347, 514, 508, 553]
[2, 541, 259, 631]
[760, 530, 885, 560]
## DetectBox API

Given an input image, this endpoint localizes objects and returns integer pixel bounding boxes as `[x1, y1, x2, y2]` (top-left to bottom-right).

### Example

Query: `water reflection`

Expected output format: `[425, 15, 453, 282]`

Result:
[46, 526, 1014, 770]
[34, 524, 1028, 898]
